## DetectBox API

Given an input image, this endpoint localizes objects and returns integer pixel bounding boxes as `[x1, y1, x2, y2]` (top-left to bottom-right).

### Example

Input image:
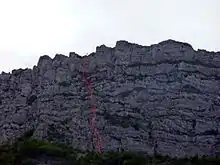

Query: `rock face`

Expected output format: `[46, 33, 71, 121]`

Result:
[0, 39, 220, 158]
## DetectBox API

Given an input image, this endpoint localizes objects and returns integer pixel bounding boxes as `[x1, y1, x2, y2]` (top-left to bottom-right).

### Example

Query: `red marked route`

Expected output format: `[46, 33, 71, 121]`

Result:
[82, 56, 101, 153]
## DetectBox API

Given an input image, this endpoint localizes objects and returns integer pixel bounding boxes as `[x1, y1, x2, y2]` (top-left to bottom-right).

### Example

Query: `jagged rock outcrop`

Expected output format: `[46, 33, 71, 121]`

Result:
[0, 39, 220, 158]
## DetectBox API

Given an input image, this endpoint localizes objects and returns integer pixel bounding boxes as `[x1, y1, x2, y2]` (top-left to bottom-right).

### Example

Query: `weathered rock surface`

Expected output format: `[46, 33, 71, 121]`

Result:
[0, 39, 220, 158]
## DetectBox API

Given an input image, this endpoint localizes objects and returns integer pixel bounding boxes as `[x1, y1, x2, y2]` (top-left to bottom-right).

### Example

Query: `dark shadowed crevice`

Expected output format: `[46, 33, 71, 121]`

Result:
[26, 95, 37, 105]
[58, 81, 71, 87]
[182, 84, 201, 94]
[202, 130, 219, 136]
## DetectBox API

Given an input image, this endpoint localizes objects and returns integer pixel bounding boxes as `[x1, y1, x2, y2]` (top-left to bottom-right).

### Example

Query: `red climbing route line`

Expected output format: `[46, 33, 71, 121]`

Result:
[82, 56, 102, 153]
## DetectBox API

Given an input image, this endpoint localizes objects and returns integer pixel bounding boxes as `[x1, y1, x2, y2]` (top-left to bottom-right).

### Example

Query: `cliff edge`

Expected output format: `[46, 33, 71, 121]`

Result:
[0, 39, 220, 158]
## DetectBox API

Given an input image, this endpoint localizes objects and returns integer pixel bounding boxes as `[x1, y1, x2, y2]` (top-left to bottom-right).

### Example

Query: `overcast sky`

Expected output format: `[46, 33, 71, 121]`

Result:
[0, 0, 219, 72]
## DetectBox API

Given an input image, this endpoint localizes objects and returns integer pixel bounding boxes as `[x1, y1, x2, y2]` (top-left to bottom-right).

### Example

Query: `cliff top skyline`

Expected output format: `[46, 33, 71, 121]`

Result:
[1, 38, 220, 76]
[0, 0, 219, 72]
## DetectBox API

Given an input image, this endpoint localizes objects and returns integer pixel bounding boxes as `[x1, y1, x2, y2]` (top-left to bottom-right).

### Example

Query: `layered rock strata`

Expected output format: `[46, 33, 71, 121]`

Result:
[0, 39, 220, 158]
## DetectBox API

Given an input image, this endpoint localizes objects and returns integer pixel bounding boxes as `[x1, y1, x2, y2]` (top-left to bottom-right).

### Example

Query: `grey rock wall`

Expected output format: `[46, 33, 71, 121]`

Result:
[0, 39, 220, 158]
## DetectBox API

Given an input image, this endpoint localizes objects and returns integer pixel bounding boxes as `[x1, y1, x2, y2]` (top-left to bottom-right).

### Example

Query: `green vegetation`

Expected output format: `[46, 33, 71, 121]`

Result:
[0, 131, 219, 165]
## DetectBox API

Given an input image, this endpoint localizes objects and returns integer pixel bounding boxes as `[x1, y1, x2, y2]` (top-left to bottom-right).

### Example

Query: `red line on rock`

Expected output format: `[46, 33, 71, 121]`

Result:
[82, 57, 101, 153]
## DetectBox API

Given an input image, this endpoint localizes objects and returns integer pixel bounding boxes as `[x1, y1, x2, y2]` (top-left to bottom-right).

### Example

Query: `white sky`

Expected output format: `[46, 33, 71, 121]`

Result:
[0, 0, 219, 72]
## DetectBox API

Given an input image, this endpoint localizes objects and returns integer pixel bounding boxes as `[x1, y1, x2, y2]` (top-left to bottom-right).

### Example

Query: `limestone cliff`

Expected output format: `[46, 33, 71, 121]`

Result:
[0, 39, 219, 158]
